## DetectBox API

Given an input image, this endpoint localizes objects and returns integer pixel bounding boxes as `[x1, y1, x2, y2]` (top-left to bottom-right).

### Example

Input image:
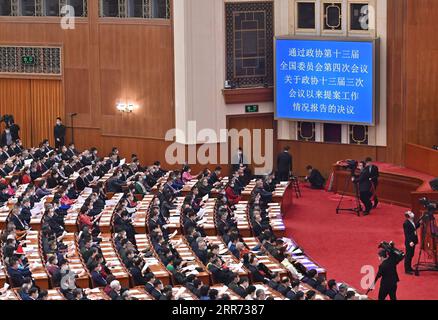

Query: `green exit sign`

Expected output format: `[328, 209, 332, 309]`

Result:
[21, 55, 36, 65]
[245, 105, 259, 113]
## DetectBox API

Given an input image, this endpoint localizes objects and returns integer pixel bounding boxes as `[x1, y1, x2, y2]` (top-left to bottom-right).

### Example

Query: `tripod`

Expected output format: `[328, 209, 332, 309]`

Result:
[414, 211, 438, 275]
[336, 173, 362, 217]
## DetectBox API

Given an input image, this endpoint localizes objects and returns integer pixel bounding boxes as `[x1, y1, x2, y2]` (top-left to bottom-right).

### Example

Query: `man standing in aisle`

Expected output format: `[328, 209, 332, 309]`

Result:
[277, 146, 292, 182]
[365, 157, 380, 208]
[54, 117, 66, 150]
[403, 211, 420, 274]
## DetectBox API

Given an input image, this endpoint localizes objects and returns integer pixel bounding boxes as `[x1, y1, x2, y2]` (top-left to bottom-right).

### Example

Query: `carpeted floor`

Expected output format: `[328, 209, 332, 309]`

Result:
[283, 185, 438, 300]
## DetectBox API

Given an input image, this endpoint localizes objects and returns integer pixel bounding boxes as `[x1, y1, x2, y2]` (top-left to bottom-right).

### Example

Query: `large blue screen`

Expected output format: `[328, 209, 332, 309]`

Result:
[275, 38, 375, 125]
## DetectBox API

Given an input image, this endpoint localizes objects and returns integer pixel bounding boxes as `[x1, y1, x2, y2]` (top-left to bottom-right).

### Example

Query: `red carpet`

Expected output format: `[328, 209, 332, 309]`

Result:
[284, 185, 438, 300]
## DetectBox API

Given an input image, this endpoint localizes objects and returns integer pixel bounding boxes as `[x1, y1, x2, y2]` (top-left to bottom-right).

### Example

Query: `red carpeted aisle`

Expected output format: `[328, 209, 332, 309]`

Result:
[283, 185, 438, 300]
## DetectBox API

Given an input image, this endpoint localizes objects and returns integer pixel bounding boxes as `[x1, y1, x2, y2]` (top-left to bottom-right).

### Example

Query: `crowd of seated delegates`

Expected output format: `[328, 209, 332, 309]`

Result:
[119, 165, 246, 300]
[0, 140, 159, 298]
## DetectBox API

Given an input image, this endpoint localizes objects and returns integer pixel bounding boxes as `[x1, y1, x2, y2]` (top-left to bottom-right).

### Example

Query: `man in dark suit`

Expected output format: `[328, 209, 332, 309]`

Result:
[375, 249, 399, 300]
[208, 258, 233, 285]
[208, 166, 221, 185]
[302, 269, 318, 288]
[228, 275, 248, 298]
[54, 117, 66, 149]
[144, 273, 156, 293]
[106, 171, 125, 193]
[246, 256, 267, 283]
[365, 157, 380, 208]
[150, 279, 164, 300]
[7, 257, 32, 287]
[353, 161, 373, 215]
[276, 146, 292, 181]
[305, 165, 325, 189]
[403, 211, 420, 274]
[75, 170, 88, 192]
[325, 279, 339, 299]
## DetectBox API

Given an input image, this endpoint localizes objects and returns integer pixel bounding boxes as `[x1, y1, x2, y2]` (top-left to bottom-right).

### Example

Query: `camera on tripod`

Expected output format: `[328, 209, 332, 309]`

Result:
[419, 197, 437, 212]
[340, 159, 358, 172]
[378, 241, 405, 264]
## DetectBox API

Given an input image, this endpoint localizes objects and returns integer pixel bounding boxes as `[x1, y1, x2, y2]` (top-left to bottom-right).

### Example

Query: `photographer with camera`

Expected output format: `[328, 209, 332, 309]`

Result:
[403, 211, 420, 274]
[369, 241, 404, 300]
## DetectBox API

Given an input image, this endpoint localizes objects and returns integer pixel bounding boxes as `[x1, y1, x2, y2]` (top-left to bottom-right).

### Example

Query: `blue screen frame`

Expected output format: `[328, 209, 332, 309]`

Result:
[274, 37, 378, 125]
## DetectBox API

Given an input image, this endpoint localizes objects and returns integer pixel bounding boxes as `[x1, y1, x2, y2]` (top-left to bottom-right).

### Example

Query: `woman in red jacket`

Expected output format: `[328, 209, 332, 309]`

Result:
[225, 182, 241, 206]
[20, 167, 32, 184]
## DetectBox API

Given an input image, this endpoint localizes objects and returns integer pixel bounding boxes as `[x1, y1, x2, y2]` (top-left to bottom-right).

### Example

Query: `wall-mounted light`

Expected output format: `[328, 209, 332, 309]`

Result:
[116, 103, 135, 113]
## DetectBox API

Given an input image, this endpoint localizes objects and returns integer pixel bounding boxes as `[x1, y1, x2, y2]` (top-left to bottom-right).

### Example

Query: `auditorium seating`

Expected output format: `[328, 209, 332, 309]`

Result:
[0, 141, 362, 301]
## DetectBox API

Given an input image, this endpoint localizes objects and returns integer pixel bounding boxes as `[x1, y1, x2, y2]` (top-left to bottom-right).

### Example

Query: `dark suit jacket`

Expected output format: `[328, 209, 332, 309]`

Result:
[403, 219, 420, 246]
[377, 258, 399, 289]
[7, 267, 27, 287]
[247, 264, 266, 283]
[208, 264, 233, 285]
[308, 169, 325, 189]
[277, 151, 292, 175]
[76, 176, 87, 191]
[368, 164, 380, 186]
[356, 168, 372, 192]
[229, 283, 247, 298]
[150, 288, 162, 300]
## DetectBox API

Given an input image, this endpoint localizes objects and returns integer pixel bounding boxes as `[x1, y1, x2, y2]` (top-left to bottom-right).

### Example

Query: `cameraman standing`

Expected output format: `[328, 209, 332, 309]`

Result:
[403, 211, 420, 274]
[375, 248, 400, 300]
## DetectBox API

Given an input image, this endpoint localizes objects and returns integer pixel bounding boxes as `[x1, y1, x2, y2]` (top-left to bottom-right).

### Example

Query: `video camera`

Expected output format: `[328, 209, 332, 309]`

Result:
[343, 159, 358, 171]
[378, 241, 405, 264]
[419, 197, 437, 212]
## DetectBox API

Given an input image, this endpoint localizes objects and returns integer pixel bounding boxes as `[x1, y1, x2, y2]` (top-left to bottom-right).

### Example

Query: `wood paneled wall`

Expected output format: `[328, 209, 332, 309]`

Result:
[0, 79, 32, 146]
[30, 79, 63, 146]
[0, 79, 63, 147]
[0, 0, 174, 165]
[383, 0, 438, 164]
[276, 0, 438, 177]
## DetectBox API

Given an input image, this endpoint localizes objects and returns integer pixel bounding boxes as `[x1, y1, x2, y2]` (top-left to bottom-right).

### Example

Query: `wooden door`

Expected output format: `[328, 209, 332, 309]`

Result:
[227, 113, 275, 175]
[0, 78, 63, 147]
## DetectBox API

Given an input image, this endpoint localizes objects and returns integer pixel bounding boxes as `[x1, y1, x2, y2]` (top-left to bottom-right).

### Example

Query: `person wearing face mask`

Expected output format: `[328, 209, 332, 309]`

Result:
[20, 167, 32, 184]
[89, 262, 107, 287]
[54, 117, 66, 149]
[75, 169, 88, 191]
[46, 170, 60, 189]
[106, 170, 126, 193]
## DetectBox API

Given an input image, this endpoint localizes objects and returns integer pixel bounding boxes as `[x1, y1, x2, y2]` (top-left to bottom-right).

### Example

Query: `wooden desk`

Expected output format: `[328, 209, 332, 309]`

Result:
[132, 195, 154, 234]
[242, 237, 288, 278]
[128, 286, 154, 300]
[205, 236, 249, 282]
[86, 287, 110, 300]
[195, 198, 217, 236]
[61, 233, 89, 289]
[233, 201, 252, 237]
[99, 234, 130, 288]
[171, 235, 211, 285]
[282, 237, 326, 276]
[21, 231, 49, 289]
[210, 284, 242, 300]
[134, 234, 171, 285]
